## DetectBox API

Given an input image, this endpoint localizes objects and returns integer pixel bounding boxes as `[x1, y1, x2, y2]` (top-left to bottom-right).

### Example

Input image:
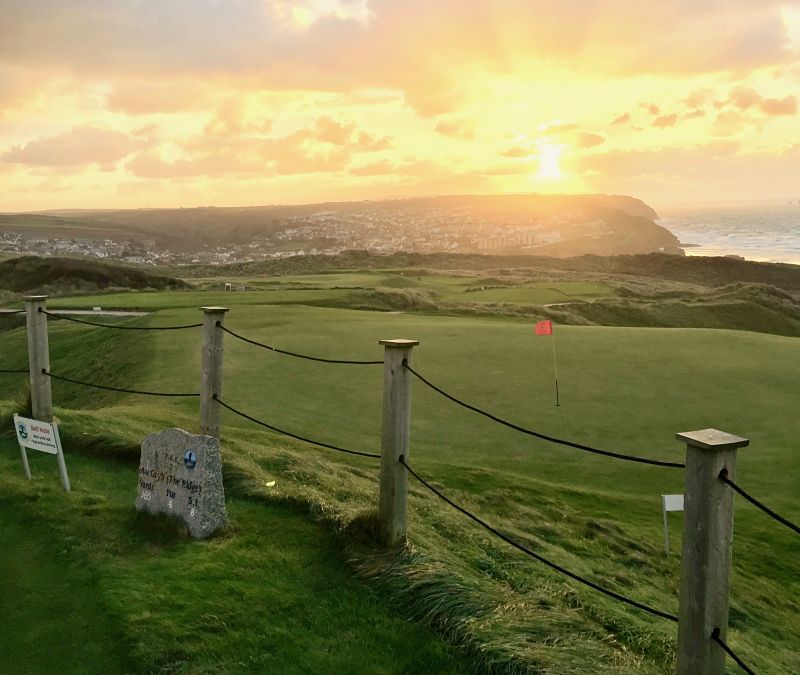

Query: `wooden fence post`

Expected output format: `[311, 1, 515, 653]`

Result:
[25, 295, 52, 421]
[677, 428, 749, 674]
[199, 307, 228, 439]
[378, 338, 418, 547]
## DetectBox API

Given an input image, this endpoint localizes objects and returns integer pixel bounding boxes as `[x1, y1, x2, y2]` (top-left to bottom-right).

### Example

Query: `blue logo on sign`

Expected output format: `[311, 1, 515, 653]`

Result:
[184, 450, 197, 469]
[18, 422, 28, 440]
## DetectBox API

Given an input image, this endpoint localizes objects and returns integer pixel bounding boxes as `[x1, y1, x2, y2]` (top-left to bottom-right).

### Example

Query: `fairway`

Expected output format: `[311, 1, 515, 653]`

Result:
[1, 278, 798, 673]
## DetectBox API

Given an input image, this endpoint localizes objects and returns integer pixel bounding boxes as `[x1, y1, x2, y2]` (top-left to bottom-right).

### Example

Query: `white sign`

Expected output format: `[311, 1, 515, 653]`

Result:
[14, 414, 70, 491]
[14, 415, 58, 454]
[663, 494, 684, 512]
[661, 493, 684, 556]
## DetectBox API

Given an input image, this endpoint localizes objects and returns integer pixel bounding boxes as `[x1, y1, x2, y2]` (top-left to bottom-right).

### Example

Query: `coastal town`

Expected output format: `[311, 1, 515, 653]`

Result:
[0, 197, 663, 266]
[0, 204, 580, 266]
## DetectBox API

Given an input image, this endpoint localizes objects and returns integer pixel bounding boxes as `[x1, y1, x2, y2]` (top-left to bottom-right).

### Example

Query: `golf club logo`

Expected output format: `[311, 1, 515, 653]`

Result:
[17, 421, 28, 440]
[184, 449, 197, 469]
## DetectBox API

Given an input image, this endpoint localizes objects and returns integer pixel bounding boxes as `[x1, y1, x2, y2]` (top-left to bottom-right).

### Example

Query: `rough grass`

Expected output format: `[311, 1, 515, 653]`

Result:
[0, 438, 468, 674]
[1, 275, 798, 673]
[174, 250, 800, 292]
[0, 255, 188, 296]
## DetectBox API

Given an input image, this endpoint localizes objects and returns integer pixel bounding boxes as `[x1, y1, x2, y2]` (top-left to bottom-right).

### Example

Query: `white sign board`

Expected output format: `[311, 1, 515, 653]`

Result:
[14, 414, 70, 491]
[661, 493, 684, 556]
[663, 494, 684, 512]
[15, 415, 58, 454]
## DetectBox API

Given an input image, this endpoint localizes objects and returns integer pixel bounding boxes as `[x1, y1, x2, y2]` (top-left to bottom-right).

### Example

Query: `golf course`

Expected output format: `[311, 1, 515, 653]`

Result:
[0, 264, 798, 673]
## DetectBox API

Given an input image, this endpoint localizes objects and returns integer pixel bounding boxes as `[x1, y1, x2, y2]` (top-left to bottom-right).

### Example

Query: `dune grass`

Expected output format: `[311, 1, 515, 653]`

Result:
[0, 274, 798, 673]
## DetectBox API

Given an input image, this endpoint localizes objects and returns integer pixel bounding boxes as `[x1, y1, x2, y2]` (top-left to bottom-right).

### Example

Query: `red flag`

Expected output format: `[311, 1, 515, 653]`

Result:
[534, 320, 553, 336]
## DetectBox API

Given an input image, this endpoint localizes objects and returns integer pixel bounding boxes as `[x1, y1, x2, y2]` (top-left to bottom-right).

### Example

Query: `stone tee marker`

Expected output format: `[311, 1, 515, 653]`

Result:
[135, 428, 227, 538]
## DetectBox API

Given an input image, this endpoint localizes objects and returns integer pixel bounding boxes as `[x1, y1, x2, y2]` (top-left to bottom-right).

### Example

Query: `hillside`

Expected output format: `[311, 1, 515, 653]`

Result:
[3, 194, 680, 258]
[0, 256, 188, 296]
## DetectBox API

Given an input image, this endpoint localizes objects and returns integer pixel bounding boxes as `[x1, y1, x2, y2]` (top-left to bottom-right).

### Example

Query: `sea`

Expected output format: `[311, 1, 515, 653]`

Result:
[657, 202, 800, 265]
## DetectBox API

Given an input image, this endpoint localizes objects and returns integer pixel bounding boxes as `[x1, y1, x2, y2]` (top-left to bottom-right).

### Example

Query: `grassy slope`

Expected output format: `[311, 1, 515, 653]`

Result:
[0, 495, 132, 675]
[1, 279, 798, 673]
[0, 441, 467, 674]
[0, 256, 187, 306]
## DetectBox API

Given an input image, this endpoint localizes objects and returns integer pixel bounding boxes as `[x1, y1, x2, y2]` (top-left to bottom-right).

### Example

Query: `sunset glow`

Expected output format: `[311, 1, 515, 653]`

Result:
[536, 143, 564, 182]
[1, 1, 799, 211]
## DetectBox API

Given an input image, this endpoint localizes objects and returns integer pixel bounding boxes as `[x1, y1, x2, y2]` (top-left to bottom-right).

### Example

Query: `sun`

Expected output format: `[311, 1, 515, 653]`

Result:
[536, 142, 564, 181]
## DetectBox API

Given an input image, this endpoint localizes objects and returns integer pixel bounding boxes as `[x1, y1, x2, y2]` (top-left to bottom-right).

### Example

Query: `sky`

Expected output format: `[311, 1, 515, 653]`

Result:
[1, 0, 799, 212]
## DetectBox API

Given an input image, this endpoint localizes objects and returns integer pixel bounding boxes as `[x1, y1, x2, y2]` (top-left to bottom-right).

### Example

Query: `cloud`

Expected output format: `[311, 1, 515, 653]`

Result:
[575, 141, 800, 203]
[1, 126, 139, 166]
[652, 113, 678, 128]
[759, 95, 797, 116]
[573, 132, 605, 149]
[729, 85, 761, 110]
[540, 122, 578, 135]
[126, 136, 351, 179]
[782, 143, 800, 157]
[355, 131, 392, 151]
[344, 89, 404, 105]
[349, 160, 395, 176]
[713, 110, 755, 136]
[0, 65, 26, 107]
[499, 146, 531, 158]
[720, 85, 797, 119]
[575, 141, 741, 179]
[305, 116, 390, 149]
[682, 89, 710, 109]
[0, 0, 793, 120]
[682, 109, 706, 120]
[611, 112, 630, 125]
[641, 103, 661, 116]
[501, 126, 603, 154]
[434, 118, 475, 140]
[313, 116, 355, 145]
[106, 81, 212, 115]
[125, 114, 388, 179]
[272, 146, 351, 174]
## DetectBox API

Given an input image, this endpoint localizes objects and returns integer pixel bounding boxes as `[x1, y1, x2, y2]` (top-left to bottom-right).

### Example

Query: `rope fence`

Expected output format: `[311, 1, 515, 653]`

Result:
[219, 323, 383, 365]
[719, 468, 800, 536]
[400, 455, 679, 622]
[43, 370, 200, 398]
[40, 308, 202, 330]
[214, 395, 381, 459]
[711, 628, 756, 675]
[403, 361, 686, 469]
[10, 298, 792, 673]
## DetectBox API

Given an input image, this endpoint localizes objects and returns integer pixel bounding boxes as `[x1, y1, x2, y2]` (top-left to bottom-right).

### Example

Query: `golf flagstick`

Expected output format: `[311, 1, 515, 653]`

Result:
[534, 320, 559, 406]
[551, 328, 559, 407]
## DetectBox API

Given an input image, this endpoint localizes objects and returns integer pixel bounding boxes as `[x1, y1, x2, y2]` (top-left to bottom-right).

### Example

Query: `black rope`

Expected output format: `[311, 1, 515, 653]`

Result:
[711, 627, 756, 675]
[219, 324, 383, 365]
[43, 370, 199, 397]
[40, 308, 201, 330]
[214, 395, 381, 459]
[400, 456, 679, 622]
[719, 469, 799, 536]
[404, 363, 685, 469]
[0, 309, 25, 314]
[0, 368, 28, 374]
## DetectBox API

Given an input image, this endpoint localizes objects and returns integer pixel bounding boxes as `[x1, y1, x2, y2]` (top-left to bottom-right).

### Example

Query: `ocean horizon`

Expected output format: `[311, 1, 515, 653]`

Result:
[658, 202, 800, 265]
